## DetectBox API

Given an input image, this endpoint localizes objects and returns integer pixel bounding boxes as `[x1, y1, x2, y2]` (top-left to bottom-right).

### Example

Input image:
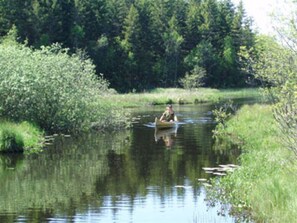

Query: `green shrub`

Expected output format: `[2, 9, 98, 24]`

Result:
[0, 43, 125, 132]
[179, 66, 206, 90]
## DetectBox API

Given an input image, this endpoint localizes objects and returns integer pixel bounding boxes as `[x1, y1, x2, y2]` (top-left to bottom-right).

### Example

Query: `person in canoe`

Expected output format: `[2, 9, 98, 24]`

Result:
[160, 104, 175, 122]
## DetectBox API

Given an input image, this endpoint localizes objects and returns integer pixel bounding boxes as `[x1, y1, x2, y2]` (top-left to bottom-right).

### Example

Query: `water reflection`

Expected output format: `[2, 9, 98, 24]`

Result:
[154, 127, 178, 148]
[0, 104, 240, 223]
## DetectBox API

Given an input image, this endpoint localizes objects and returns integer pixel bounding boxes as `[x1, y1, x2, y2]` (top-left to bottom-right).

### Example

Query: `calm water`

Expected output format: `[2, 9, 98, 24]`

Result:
[0, 104, 241, 223]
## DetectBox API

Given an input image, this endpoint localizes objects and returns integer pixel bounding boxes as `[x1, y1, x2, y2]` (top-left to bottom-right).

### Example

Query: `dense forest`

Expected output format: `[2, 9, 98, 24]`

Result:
[0, 0, 256, 92]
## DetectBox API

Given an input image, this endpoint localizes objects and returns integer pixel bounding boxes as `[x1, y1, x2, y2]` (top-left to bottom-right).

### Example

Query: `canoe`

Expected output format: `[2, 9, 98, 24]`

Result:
[155, 117, 178, 129]
[154, 127, 178, 142]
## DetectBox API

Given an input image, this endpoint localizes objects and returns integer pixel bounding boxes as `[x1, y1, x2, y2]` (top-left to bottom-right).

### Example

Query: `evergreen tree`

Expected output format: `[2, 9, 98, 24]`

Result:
[184, 40, 219, 86]
[75, 0, 108, 42]
[120, 4, 142, 90]
[0, 0, 257, 91]
[221, 35, 237, 86]
[184, 1, 202, 51]
[106, 0, 128, 38]
[199, 0, 220, 45]
[32, 0, 55, 46]
[163, 15, 184, 86]
[134, 0, 157, 88]
[0, 0, 36, 44]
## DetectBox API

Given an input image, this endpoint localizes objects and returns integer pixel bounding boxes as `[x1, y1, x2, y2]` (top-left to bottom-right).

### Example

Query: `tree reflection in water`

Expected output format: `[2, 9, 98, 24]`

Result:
[0, 104, 239, 223]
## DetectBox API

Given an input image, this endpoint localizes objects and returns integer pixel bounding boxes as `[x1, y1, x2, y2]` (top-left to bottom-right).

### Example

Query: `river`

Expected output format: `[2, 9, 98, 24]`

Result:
[0, 103, 245, 223]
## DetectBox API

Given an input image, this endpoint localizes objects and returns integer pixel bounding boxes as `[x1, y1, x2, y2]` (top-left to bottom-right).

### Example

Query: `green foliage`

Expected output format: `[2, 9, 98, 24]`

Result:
[0, 25, 19, 45]
[239, 3, 297, 155]
[105, 87, 262, 108]
[0, 120, 43, 153]
[222, 35, 236, 68]
[248, 34, 297, 156]
[0, 0, 257, 91]
[179, 66, 206, 90]
[0, 43, 127, 132]
[122, 5, 141, 52]
[209, 104, 297, 223]
[118, 4, 142, 90]
[212, 100, 237, 139]
[0, 127, 24, 153]
[184, 40, 219, 86]
[162, 15, 184, 86]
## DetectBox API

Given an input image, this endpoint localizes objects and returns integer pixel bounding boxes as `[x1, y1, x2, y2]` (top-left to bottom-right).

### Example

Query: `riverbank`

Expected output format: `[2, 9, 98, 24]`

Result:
[0, 121, 44, 154]
[0, 88, 261, 154]
[210, 104, 297, 222]
[105, 88, 262, 107]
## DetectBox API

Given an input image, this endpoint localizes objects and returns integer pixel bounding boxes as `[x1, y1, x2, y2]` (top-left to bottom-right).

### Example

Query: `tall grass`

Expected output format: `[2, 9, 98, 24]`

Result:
[105, 88, 262, 107]
[0, 121, 44, 153]
[210, 104, 297, 222]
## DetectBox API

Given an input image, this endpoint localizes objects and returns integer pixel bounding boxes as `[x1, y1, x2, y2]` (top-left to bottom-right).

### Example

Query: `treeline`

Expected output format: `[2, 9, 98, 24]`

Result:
[0, 0, 256, 92]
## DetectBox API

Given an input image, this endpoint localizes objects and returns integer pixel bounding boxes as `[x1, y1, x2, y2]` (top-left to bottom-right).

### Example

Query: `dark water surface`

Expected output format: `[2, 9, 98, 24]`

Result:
[0, 104, 241, 223]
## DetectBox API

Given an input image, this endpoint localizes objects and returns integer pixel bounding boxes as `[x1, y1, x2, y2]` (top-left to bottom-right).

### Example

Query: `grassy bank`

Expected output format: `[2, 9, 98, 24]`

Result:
[0, 121, 44, 154]
[105, 88, 262, 107]
[210, 104, 297, 222]
[0, 43, 261, 133]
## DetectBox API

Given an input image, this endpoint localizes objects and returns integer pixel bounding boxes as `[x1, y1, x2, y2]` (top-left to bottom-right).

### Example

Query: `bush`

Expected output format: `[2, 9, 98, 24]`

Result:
[0, 43, 125, 132]
[179, 66, 206, 90]
[250, 36, 297, 157]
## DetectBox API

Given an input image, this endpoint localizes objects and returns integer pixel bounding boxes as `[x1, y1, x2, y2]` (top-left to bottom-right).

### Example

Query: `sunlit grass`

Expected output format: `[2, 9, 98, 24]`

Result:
[211, 104, 297, 222]
[105, 88, 262, 107]
[0, 120, 44, 153]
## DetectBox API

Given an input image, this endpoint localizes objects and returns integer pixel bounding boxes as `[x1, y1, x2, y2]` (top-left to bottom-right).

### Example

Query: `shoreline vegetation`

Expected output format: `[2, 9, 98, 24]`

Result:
[0, 20, 262, 155]
[0, 43, 128, 133]
[0, 1, 295, 221]
[0, 42, 128, 154]
[0, 121, 44, 154]
[104, 87, 262, 107]
[209, 104, 297, 223]
[0, 87, 261, 154]
[0, 42, 262, 154]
